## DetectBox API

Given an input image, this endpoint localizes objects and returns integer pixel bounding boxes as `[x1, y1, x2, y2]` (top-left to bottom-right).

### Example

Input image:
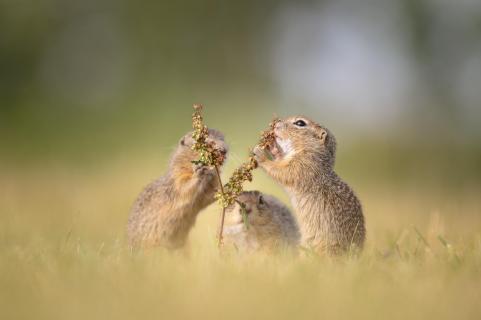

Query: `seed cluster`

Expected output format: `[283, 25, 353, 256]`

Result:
[258, 117, 280, 150]
[190, 105, 280, 245]
[191, 104, 225, 167]
[215, 156, 258, 208]
[215, 117, 280, 208]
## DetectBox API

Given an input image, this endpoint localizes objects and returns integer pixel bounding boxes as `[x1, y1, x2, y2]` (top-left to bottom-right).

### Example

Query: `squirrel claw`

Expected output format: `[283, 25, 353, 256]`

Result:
[194, 163, 206, 173]
[194, 163, 214, 176]
[253, 146, 268, 163]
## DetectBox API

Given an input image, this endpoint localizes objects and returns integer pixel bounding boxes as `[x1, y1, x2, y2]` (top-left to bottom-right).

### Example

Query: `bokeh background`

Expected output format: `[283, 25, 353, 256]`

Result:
[1, 1, 481, 319]
[2, 0, 481, 164]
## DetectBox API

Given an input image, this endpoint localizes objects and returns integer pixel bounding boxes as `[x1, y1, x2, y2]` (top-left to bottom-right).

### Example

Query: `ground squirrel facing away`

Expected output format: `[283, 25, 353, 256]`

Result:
[127, 129, 228, 250]
[222, 191, 300, 253]
[254, 116, 365, 255]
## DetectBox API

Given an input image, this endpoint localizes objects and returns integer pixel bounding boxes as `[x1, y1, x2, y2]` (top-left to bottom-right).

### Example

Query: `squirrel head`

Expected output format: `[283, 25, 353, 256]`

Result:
[271, 116, 337, 169]
[171, 129, 228, 180]
[178, 128, 228, 155]
[225, 191, 274, 230]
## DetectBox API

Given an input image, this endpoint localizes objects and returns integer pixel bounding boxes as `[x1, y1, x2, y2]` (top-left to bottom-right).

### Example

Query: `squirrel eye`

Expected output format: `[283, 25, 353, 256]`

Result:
[294, 120, 307, 127]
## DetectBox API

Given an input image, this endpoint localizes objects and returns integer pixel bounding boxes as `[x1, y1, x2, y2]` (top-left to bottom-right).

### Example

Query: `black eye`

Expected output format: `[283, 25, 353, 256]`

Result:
[294, 120, 307, 127]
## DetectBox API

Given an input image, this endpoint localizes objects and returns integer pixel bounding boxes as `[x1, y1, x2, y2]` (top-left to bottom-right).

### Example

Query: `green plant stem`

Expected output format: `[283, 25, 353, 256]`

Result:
[214, 165, 226, 248]
[235, 200, 249, 230]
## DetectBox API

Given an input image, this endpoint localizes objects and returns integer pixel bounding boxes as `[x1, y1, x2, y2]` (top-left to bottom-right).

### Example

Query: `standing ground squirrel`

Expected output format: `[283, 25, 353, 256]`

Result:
[127, 129, 228, 250]
[253, 116, 365, 255]
[222, 191, 300, 253]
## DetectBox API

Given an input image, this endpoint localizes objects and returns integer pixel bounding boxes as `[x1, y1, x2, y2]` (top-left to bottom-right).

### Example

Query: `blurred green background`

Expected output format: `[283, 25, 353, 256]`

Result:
[1, 2, 481, 319]
[1, 0, 481, 242]
[2, 0, 481, 244]
[1, 0, 481, 180]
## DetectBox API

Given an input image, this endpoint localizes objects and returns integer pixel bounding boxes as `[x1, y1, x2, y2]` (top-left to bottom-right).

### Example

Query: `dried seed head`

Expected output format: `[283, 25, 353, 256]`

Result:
[258, 117, 280, 150]
[215, 155, 258, 208]
[191, 104, 225, 167]
[214, 119, 277, 208]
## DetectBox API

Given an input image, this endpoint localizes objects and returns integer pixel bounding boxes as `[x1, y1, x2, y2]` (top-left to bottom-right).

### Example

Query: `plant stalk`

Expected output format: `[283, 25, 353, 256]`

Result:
[214, 165, 226, 247]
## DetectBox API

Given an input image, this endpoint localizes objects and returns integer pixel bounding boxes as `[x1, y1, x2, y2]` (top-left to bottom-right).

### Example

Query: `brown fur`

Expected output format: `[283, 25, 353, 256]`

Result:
[254, 116, 365, 255]
[127, 129, 228, 250]
[222, 191, 300, 253]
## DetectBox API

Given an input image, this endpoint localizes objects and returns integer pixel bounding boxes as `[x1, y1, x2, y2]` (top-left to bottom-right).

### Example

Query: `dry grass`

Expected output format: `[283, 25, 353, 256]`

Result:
[1, 160, 480, 320]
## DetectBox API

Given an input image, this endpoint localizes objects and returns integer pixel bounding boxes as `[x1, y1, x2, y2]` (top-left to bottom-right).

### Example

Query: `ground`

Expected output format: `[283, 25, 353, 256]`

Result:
[1, 160, 480, 320]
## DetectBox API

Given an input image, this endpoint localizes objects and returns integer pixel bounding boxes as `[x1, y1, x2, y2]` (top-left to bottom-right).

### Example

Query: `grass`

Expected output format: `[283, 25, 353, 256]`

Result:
[1, 159, 481, 320]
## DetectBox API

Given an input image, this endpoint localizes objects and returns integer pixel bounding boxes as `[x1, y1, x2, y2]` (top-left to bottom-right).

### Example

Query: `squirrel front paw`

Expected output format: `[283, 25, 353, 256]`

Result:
[194, 163, 216, 177]
[194, 163, 207, 174]
[252, 146, 265, 163]
[253, 145, 270, 164]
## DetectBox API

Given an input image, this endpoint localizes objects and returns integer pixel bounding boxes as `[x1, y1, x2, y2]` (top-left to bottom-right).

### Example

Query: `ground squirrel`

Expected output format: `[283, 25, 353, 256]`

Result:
[127, 129, 228, 250]
[222, 191, 300, 253]
[253, 116, 365, 255]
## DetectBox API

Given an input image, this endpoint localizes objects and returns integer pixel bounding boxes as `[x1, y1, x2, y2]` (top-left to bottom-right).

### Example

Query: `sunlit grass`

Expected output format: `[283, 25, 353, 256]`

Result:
[1, 161, 480, 320]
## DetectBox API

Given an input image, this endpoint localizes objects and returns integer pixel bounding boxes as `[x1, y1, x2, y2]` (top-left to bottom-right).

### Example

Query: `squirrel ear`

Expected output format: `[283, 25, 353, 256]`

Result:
[319, 128, 328, 143]
[258, 195, 264, 205]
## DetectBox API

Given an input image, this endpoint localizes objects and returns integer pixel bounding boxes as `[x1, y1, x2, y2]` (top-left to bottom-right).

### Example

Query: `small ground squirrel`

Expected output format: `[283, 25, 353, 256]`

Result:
[222, 191, 300, 253]
[127, 129, 228, 250]
[254, 116, 365, 255]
